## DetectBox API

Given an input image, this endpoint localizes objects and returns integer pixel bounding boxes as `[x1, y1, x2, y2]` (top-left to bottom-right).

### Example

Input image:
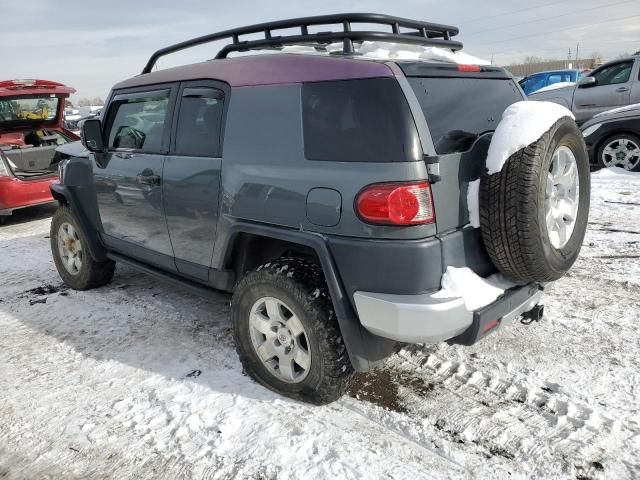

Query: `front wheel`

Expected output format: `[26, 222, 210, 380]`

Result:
[231, 257, 353, 404]
[51, 205, 115, 290]
[597, 133, 640, 172]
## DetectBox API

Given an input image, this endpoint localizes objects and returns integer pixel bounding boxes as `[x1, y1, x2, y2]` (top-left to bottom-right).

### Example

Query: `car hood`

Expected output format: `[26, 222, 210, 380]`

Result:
[528, 84, 576, 98]
[56, 140, 89, 158]
[582, 104, 640, 129]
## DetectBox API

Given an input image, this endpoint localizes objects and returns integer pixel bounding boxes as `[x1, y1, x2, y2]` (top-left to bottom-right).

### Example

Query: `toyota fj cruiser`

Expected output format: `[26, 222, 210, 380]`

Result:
[50, 14, 590, 404]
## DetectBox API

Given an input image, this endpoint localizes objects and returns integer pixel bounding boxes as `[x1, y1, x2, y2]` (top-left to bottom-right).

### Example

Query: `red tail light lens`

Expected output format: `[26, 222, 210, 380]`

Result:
[356, 181, 435, 226]
[457, 64, 482, 72]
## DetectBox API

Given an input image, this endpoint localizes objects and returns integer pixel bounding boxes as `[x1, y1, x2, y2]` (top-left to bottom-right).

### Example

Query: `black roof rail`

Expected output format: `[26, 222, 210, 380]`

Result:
[141, 13, 462, 74]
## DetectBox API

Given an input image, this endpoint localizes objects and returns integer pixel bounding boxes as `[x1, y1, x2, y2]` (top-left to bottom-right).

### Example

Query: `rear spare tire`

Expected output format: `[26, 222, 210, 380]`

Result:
[480, 117, 590, 282]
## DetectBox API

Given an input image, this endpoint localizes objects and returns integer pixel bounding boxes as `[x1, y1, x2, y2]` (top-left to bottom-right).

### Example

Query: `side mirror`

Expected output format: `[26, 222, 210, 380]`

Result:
[578, 76, 597, 88]
[82, 119, 105, 152]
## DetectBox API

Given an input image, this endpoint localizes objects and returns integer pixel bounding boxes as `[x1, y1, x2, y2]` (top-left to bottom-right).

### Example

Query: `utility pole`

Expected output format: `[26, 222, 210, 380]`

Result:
[576, 43, 580, 67]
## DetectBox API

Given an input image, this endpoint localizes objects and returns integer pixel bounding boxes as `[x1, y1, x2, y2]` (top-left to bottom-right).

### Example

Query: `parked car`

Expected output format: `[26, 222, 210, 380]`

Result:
[529, 55, 640, 123]
[49, 14, 590, 404]
[518, 69, 584, 96]
[581, 103, 640, 171]
[0, 79, 79, 224]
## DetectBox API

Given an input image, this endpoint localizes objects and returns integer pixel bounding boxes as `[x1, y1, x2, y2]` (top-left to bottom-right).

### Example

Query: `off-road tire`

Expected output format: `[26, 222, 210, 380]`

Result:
[480, 117, 590, 282]
[51, 205, 115, 290]
[231, 257, 353, 404]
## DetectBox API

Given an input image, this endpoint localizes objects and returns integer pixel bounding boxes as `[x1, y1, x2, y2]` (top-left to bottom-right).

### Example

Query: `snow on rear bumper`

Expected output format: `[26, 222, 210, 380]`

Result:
[353, 283, 543, 344]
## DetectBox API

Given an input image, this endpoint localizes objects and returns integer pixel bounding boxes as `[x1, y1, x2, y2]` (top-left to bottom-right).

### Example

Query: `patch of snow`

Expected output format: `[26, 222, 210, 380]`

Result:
[593, 102, 640, 118]
[532, 82, 576, 94]
[486, 101, 574, 175]
[466, 179, 480, 228]
[283, 41, 490, 65]
[433, 266, 520, 311]
[593, 166, 640, 177]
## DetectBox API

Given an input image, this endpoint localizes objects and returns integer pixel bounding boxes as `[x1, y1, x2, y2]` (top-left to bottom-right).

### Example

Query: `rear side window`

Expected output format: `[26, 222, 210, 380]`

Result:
[302, 78, 421, 162]
[108, 90, 169, 152]
[174, 87, 225, 157]
[408, 77, 523, 155]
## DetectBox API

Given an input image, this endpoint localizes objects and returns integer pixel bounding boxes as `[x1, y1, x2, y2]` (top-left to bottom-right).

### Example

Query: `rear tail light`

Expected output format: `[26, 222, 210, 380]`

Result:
[457, 64, 482, 72]
[356, 181, 435, 226]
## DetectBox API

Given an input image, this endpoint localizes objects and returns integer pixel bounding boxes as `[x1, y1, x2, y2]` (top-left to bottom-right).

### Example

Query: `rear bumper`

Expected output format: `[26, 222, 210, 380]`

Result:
[0, 176, 56, 215]
[354, 283, 543, 344]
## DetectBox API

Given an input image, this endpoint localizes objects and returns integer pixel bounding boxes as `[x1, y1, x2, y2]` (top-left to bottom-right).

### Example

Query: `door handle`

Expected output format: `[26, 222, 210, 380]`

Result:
[616, 87, 629, 92]
[115, 152, 134, 159]
[136, 174, 161, 186]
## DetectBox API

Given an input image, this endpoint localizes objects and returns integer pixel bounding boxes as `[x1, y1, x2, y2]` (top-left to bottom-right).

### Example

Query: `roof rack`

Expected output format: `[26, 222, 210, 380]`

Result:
[141, 13, 462, 74]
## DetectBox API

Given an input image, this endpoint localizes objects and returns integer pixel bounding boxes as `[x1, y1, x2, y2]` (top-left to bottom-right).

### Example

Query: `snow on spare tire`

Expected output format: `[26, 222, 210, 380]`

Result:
[477, 101, 590, 283]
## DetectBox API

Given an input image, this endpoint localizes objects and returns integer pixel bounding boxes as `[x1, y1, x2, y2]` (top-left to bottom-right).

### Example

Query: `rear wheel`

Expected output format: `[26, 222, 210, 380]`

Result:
[597, 133, 640, 171]
[231, 257, 353, 404]
[51, 206, 115, 290]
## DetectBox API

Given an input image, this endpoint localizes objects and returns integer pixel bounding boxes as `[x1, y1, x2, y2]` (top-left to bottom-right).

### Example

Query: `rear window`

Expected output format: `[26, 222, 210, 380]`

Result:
[302, 78, 421, 162]
[408, 77, 523, 155]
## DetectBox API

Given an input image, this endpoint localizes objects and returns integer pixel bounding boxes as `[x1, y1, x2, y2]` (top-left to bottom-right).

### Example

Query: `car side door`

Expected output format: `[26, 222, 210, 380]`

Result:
[94, 85, 177, 271]
[573, 60, 634, 122]
[163, 80, 228, 281]
[630, 58, 640, 105]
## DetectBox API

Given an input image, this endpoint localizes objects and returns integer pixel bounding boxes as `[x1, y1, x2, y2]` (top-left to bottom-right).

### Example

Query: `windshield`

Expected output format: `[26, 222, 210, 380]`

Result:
[0, 96, 61, 125]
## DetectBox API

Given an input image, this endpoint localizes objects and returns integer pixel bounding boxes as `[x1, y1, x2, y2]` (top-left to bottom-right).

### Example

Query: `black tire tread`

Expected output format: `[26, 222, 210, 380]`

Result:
[231, 257, 353, 405]
[480, 117, 588, 282]
[50, 205, 115, 290]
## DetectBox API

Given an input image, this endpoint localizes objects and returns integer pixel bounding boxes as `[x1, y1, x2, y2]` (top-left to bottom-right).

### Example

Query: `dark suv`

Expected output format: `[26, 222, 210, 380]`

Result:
[50, 14, 590, 404]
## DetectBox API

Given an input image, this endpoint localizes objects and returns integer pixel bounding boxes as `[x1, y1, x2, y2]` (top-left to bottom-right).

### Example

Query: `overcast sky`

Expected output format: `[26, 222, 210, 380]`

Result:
[4, 0, 639, 101]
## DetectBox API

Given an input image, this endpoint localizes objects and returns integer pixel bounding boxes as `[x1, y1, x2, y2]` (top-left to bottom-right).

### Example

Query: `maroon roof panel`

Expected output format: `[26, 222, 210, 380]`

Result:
[114, 54, 395, 90]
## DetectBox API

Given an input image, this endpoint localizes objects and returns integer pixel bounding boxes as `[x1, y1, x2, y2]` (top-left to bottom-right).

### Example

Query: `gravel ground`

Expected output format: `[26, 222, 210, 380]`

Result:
[0, 168, 638, 479]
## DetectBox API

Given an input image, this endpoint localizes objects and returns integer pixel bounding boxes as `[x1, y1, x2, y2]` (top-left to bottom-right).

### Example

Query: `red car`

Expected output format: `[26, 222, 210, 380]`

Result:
[0, 79, 79, 224]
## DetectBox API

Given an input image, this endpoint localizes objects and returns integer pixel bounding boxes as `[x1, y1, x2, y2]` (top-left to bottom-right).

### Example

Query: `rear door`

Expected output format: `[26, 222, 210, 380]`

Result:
[573, 60, 634, 122]
[163, 80, 227, 281]
[95, 86, 177, 270]
[402, 68, 524, 232]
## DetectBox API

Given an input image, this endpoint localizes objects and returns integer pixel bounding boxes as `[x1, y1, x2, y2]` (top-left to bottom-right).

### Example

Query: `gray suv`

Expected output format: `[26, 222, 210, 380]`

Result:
[50, 14, 590, 404]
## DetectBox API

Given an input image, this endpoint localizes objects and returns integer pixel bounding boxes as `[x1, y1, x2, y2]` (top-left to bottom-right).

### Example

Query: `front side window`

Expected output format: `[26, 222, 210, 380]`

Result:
[592, 61, 633, 86]
[108, 90, 169, 152]
[174, 87, 224, 157]
[302, 78, 421, 162]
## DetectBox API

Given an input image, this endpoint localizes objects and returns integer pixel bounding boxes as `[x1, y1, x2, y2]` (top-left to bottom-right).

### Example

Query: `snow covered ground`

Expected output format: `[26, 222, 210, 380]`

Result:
[1, 168, 639, 479]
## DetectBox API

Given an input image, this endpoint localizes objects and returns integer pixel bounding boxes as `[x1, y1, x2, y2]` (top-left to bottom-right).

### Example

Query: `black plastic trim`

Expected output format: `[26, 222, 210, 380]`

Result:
[50, 183, 108, 262]
[142, 13, 462, 73]
[450, 283, 541, 346]
[222, 221, 397, 372]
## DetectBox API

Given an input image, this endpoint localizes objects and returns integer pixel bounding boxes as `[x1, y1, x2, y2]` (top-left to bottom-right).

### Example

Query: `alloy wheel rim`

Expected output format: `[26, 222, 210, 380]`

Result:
[248, 296, 311, 384]
[57, 222, 83, 275]
[601, 138, 640, 171]
[545, 146, 580, 249]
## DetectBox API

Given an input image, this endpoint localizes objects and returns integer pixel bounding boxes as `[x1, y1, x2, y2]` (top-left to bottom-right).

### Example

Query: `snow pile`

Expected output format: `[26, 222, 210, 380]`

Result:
[485, 101, 574, 175]
[433, 266, 520, 311]
[532, 82, 576, 94]
[467, 179, 481, 228]
[283, 41, 490, 65]
[594, 102, 640, 118]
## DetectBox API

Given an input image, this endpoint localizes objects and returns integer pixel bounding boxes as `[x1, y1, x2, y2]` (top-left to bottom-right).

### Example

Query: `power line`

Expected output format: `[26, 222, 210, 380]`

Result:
[458, 0, 571, 23]
[464, 0, 634, 36]
[473, 13, 640, 46]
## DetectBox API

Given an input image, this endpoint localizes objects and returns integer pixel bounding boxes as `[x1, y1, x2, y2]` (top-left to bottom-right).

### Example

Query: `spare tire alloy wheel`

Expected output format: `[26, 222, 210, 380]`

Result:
[480, 117, 590, 283]
[599, 135, 640, 171]
[545, 146, 579, 249]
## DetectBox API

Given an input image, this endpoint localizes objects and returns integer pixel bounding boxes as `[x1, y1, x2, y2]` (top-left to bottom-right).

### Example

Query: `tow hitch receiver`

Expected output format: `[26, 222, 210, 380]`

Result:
[521, 304, 544, 325]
